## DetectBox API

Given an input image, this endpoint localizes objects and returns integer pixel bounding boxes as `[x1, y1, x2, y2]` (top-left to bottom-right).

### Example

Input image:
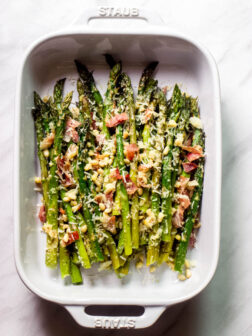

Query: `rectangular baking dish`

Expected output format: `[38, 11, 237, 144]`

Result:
[14, 8, 221, 329]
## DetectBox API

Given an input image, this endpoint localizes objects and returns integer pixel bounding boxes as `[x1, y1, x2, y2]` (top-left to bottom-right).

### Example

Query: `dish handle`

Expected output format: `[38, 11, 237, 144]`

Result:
[73, 7, 163, 26]
[65, 305, 166, 329]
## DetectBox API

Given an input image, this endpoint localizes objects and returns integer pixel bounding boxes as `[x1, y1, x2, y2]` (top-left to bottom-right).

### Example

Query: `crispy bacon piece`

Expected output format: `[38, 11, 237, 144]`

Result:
[182, 162, 198, 173]
[181, 145, 203, 154]
[59, 208, 65, 215]
[144, 108, 152, 123]
[65, 118, 81, 143]
[65, 231, 79, 246]
[56, 156, 75, 187]
[186, 152, 203, 162]
[96, 134, 105, 145]
[124, 176, 138, 195]
[177, 175, 190, 193]
[172, 207, 184, 228]
[106, 113, 128, 128]
[40, 132, 55, 150]
[125, 143, 139, 161]
[178, 194, 191, 210]
[102, 214, 116, 234]
[90, 111, 97, 130]
[38, 204, 46, 223]
[111, 168, 138, 195]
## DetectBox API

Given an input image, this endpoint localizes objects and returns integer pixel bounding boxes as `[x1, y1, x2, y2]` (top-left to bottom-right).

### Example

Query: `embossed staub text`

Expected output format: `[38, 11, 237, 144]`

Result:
[98, 7, 139, 18]
[94, 318, 136, 329]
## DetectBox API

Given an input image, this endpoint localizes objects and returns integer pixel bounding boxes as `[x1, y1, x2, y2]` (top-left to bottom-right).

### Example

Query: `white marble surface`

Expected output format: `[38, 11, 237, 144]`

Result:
[1, 0, 252, 335]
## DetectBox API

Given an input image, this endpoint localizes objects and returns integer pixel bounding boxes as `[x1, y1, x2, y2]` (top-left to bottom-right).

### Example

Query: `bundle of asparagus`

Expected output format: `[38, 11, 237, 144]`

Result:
[33, 56, 205, 284]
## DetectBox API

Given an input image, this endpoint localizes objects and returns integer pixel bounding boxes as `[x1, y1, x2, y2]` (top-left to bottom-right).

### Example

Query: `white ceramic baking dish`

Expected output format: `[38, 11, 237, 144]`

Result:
[14, 8, 221, 329]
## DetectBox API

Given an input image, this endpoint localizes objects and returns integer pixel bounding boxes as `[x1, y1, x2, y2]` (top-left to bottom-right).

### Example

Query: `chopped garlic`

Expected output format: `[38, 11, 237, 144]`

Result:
[184, 259, 190, 269]
[123, 131, 129, 139]
[65, 143, 78, 161]
[167, 120, 177, 128]
[178, 274, 186, 281]
[105, 181, 116, 194]
[158, 212, 164, 223]
[63, 233, 69, 243]
[186, 269, 192, 279]
[65, 188, 77, 201]
[163, 146, 169, 155]
[72, 204, 82, 213]
[99, 203, 105, 211]
[42, 96, 49, 103]
[187, 180, 199, 189]
[189, 116, 202, 129]
[80, 225, 87, 233]
[43, 149, 50, 158]
[34, 176, 41, 184]
[174, 133, 184, 147]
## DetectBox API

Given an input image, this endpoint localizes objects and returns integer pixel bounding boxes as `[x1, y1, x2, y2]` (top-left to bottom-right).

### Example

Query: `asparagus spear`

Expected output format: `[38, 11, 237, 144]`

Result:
[46, 80, 72, 268]
[75, 83, 104, 262]
[146, 89, 167, 265]
[174, 98, 205, 272]
[70, 256, 83, 284]
[60, 190, 91, 269]
[161, 85, 184, 243]
[75, 60, 103, 122]
[33, 93, 49, 209]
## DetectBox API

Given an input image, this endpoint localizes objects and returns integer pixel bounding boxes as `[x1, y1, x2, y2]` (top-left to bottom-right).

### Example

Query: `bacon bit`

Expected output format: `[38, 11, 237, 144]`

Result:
[38, 204, 46, 223]
[124, 176, 138, 195]
[183, 162, 198, 173]
[144, 108, 152, 123]
[186, 152, 203, 162]
[56, 156, 75, 187]
[106, 113, 128, 128]
[59, 208, 65, 215]
[125, 143, 139, 161]
[95, 194, 106, 204]
[102, 214, 117, 234]
[109, 168, 121, 180]
[65, 231, 79, 246]
[96, 134, 105, 145]
[189, 231, 197, 248]
[111, 168, 137, 195]
[172, 207, 184, 228]
[40, 132, 55, 150]
[181, 145, 203, 154]
[178, 194, 191, 210]
[107, 216, 116, 234]
[65, 118, 81, 143]
[90, 111, 97, 130]
[105, 191, 114, 202]
[178, 176, 190, 193]
[138, 164, 150, 173]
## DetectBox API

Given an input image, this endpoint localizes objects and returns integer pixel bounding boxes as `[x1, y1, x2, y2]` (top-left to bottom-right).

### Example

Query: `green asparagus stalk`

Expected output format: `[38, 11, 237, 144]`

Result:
[146, 89, 167, 265]
[161, 85, 184, 243]
[73, 89, 104, 262]
[33, 93, 49, 208]
[60, 190, 91, 269]
[59, 245, 70, 279]
[174, 98, 205, 272]
[70, 257, 83, 284]
[46, 80, 72, 268]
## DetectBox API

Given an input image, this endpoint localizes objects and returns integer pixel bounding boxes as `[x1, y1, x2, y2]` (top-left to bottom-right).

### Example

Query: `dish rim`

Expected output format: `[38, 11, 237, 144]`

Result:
[14, 25, 221, 307]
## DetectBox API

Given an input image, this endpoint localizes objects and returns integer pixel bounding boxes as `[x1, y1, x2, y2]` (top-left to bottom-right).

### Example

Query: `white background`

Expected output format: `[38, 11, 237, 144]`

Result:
[1, 0, 252, 335]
